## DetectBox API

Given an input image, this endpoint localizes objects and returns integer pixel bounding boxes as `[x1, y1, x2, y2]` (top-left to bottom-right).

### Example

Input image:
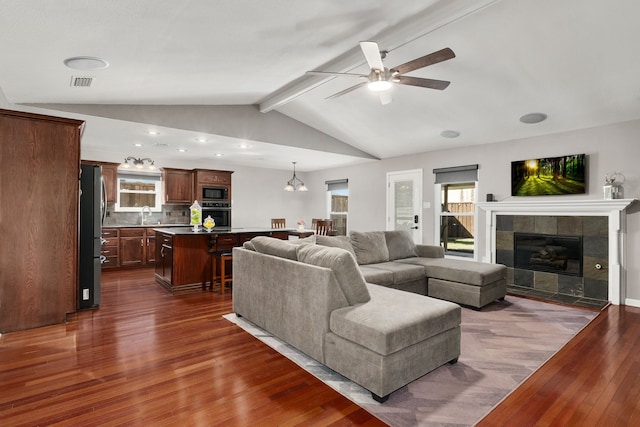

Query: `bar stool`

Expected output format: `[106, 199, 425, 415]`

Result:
[209, 251, 233, 294]
[219, 252, 233, 293]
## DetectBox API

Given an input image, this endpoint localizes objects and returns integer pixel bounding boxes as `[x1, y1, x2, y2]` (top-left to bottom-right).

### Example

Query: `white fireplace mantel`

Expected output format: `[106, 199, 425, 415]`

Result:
[476, 199, 637, 305]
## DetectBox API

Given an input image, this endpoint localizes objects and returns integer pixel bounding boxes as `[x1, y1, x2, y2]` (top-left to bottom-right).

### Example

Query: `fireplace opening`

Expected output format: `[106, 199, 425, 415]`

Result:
[514, 233, 583, 277]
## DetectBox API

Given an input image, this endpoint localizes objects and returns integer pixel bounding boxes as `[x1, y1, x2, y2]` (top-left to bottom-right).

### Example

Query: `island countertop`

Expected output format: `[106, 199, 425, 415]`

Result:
[153, 226, 294, 236]
[153, 227, 291, 294]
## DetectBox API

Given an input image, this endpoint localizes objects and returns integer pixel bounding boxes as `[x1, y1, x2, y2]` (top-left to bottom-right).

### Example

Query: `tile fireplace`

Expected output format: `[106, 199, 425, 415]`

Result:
[477, 199, 635, 305]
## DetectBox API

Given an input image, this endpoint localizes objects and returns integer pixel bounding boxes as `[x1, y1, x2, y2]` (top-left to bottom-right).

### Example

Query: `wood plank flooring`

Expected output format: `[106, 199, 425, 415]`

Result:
[2, 268, 639, 426]
[478, 301, 640, 426]
[0, 268, 385, 426]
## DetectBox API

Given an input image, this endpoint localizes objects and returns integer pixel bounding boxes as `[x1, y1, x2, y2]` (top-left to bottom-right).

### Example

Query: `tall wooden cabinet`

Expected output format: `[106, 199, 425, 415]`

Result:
[0, 109, 83, 333]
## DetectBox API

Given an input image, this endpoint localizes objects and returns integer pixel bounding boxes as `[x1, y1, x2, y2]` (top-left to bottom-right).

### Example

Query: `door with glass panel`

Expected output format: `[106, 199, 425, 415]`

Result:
[386, 169, 422, 244]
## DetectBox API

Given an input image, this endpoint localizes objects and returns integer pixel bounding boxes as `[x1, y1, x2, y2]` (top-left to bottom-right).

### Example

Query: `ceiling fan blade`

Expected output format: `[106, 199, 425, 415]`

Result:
[390, 47, 455, 75]
[378, 91, 393, 105]
[306, 70, 366, 78]
[395, 76, 451, 90]
[326, 82, 367, 100]
[360, 41, 385, 71]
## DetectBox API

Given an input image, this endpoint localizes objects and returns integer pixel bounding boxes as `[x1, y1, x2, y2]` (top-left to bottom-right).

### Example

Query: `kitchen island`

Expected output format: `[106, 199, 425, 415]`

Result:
[154, 227, 289, 294]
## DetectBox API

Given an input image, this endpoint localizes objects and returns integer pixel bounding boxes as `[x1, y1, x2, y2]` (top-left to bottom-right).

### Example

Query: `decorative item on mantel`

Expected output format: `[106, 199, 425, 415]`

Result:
[603, 171, 625, 200]
[297, 220, 305, 231]
[190, 200, 202, 232]
[284, 161, 308, 192]
[203, 215, 216, 232]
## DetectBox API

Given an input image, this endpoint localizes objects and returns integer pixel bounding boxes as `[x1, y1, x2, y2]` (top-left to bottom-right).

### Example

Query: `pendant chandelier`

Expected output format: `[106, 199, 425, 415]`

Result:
[284, 161, 308, 192]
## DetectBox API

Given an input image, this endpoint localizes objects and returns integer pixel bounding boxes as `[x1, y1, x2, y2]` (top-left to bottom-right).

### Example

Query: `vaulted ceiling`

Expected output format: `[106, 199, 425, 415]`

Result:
[1, 0, 639, 171]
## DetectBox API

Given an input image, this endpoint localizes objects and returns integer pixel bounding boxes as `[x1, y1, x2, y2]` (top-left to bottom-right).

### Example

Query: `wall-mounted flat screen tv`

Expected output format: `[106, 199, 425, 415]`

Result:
[511, 154, 586, 196]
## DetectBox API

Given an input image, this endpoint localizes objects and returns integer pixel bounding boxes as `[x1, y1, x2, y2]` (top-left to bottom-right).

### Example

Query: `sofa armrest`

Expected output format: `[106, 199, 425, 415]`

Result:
[415, 244, 444, 258]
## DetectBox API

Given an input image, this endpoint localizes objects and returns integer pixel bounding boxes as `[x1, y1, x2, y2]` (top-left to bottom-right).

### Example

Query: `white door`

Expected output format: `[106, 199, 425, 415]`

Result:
[386, 169, 423, 244]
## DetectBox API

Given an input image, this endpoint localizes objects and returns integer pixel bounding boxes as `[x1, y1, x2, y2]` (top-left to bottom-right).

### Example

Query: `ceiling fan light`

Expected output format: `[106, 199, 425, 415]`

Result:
[368, 80, 392, 92]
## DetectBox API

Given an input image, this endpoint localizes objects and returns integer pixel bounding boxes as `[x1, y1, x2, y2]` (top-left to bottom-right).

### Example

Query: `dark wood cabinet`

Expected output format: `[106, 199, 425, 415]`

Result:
[119, 228, 145, 267]
[101, 228, 119, 268]
[82, 160, 119, 203]
[146, 228, 157, 264]
[163, 168, 193, 204]
[0, 109, 82, 333]
[194, 169, 232, 202]
[155, 233, 174, 284]
[154, 229, 286, 294]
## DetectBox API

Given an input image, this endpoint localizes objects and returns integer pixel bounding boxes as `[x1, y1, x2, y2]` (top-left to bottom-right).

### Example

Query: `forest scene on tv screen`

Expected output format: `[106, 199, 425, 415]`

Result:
[511, 154, 586, 196]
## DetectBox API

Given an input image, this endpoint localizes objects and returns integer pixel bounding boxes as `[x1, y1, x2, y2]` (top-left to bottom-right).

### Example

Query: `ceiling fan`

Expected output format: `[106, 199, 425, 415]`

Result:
[306, 41, 455, 105]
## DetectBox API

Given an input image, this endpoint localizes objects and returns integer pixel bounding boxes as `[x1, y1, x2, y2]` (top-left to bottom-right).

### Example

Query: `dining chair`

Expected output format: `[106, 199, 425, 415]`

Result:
[314, 219, 335, 236]
[271, 218, 286, 229]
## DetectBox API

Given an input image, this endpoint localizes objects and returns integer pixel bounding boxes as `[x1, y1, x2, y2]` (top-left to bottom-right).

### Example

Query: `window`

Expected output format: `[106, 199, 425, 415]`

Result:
[115, 173, 163, 212]
[434, 165, 478, 258]
[326, 179, 348, 236]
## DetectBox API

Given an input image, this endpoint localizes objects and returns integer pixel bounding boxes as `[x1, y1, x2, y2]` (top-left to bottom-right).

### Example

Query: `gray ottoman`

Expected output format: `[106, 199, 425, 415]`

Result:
[425, 258, 507, 309]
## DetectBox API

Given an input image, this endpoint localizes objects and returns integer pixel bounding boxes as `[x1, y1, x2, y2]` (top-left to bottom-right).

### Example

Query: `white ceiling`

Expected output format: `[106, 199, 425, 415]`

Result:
[1, 0, 640, 171]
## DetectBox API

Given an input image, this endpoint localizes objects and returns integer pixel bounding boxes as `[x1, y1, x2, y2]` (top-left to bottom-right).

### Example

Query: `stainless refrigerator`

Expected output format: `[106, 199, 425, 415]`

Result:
[79, 164, 105, 309]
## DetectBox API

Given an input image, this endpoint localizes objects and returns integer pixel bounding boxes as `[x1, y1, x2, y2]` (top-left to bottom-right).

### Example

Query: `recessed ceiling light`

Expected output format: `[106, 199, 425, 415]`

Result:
[214, 153, 224, 157]
[146, 130, 160, 135]
[440, 130, 460, 138]
[133, 143, 143, 147]
[238, 143, 249, 149]
[177, 148, 187, 152]
[63, 56, 109, 70]
[520, 112, 547, 124]
[195, 137, 208, 143]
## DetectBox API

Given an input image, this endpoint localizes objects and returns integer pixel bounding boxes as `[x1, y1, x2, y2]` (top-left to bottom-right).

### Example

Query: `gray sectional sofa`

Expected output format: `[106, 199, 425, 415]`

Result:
[232, 230, 506, 402]
[317, 231, 507, 309]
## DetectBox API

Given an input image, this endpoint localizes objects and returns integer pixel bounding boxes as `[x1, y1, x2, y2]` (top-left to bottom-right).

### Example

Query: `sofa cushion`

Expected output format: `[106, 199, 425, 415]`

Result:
[330, 284, 461, 355]
[365, 261, 426, 284]
[251, 236, 298, 260]
[358, 265, 395, 287]
[349, 231, 389, 265]
[425, 258, 507, 286]
[297, 244, 370, 305]
[384, 230, 418, 260]
[315, 235, 356, 258]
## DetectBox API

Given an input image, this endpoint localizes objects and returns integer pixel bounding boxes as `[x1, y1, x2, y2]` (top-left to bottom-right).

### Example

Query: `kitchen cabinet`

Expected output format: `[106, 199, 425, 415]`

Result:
[194, 169, 232, 202]
[102, 227, 158, 269]
[101, 228, 119, 269]
[82, 160, 119, 203]
[146, 228, 157, 264]
[154, 228, 288, 294]
[120, 228, 145, 267]
[163, 168, 193, 204]
[155, 233, 173, 285]
[0, 108, 82, 333]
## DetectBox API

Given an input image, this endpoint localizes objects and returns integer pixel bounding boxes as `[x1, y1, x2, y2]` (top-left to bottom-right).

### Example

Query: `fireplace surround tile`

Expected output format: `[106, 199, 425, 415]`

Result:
[584, 278, 608, 300]
[514, 216, 535, 233]
[558, 216, 583, 235]
[558, 275, 584, 296]
[534, 216, 558, 235]
[534, 271, 558, 293]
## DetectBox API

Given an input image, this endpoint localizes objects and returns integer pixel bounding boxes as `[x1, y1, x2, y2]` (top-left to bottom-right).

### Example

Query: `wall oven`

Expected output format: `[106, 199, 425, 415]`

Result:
[202, 186, 228, 202]
[202, 201, 231, 228]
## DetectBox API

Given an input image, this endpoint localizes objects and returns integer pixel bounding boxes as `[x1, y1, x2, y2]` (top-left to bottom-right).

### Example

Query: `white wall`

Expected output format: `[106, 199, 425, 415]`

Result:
[305, 119, 640, 301]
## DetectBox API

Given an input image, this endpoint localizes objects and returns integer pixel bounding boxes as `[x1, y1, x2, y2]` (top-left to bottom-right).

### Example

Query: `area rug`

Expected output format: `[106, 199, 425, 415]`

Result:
[223, 296, 598, 426]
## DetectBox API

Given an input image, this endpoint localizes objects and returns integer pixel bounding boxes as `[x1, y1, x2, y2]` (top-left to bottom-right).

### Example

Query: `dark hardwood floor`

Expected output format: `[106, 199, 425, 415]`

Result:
[1, 268, 639, 426]
[0, 268, 385, 426]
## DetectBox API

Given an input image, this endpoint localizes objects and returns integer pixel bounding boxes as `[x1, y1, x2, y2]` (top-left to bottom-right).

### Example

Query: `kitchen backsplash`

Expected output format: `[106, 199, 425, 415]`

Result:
[103, 203, 190, 226]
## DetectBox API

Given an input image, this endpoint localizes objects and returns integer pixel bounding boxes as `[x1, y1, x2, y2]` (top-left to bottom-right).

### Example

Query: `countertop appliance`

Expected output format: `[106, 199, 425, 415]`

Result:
[202, 186, 228, 202]
[202, 201, 231, 228]
[79, 164, 105, 309]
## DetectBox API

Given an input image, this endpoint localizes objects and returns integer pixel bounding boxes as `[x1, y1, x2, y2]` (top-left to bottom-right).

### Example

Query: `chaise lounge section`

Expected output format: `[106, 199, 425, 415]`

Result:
[317, 230, 507, 309]
[233, 238, 461, 402]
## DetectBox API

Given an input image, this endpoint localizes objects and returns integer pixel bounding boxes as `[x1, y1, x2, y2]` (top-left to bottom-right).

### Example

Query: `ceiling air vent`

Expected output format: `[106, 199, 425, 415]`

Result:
[70, 76, 94, 87]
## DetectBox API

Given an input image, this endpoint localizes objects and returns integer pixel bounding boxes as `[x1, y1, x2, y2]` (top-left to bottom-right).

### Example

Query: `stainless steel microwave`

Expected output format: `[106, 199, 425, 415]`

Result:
[202, 186, 228, 201]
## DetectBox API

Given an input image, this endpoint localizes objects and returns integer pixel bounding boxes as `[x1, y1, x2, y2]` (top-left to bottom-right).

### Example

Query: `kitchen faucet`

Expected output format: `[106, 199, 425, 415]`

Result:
[141, 206, 152, 225]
